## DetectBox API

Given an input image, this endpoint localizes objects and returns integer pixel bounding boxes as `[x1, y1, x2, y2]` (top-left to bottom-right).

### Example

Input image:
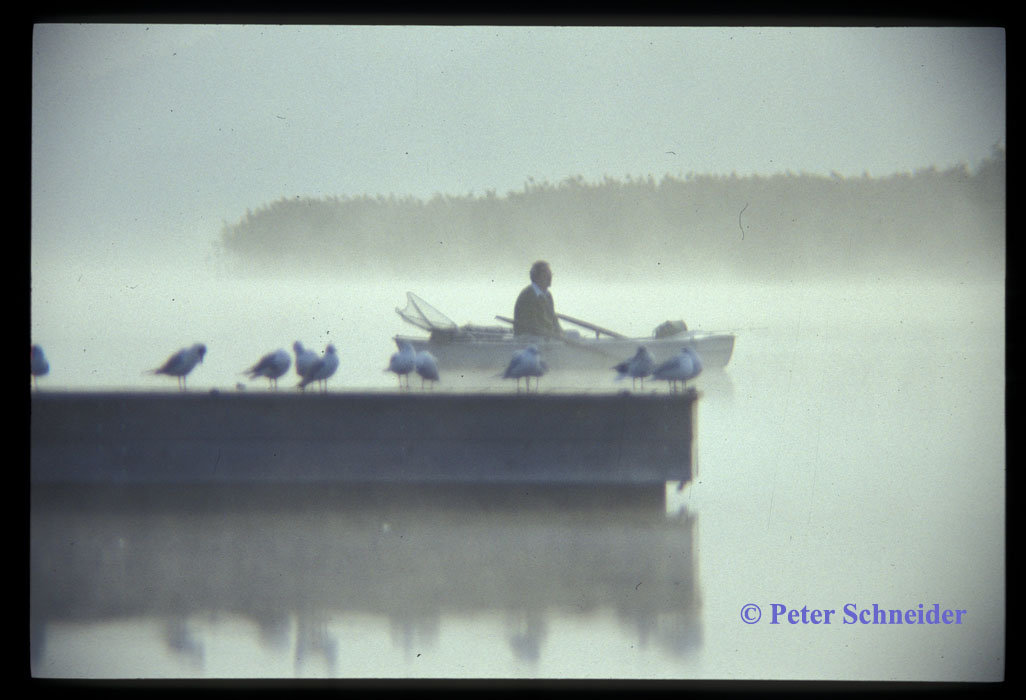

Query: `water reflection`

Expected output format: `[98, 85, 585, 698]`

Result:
[31, 483, 699, 677]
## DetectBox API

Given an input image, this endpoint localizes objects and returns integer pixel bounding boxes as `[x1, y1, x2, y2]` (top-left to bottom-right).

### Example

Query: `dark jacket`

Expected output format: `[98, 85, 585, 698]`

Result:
[513, 284, 562, 337]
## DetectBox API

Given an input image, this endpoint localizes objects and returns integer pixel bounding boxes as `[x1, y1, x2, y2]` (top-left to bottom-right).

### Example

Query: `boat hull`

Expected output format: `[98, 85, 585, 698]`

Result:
[400, 332, 734, 372]
[30, 391, 695, 487]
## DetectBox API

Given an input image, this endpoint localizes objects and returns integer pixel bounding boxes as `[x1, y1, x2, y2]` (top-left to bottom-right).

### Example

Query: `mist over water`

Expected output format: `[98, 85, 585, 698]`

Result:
[29, 242, 1003, 396]
[30, 166, 1004, 679]
[30, 249, 1004, 678]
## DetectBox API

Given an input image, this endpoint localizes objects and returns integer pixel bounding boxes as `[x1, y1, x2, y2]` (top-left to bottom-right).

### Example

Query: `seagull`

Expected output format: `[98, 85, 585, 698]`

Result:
[651, 346, 703, 393]
[613, 345, 655, 390]
[148, 343, 206, 391]
[298, 343, 338, 392]
[293, 341, 318, 381]
[503, 345, 547, 393]
[31, 345, 49, 389]
[386, 338, 416, 389]
[414, 350, 439, 390]
[244, 348, 292, 390]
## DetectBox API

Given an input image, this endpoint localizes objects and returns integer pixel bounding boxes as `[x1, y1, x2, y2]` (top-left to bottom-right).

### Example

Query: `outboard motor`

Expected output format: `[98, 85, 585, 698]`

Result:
[653, 320, 688, 338]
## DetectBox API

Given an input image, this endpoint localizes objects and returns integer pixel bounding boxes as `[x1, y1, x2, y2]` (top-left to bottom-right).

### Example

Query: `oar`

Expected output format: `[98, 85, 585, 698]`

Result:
[554, 313, 627, 339]
[496, 314, 626, 339]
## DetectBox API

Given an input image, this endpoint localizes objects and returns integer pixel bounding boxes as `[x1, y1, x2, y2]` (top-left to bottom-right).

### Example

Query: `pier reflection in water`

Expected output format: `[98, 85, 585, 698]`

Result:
[31, 483, 699, 678]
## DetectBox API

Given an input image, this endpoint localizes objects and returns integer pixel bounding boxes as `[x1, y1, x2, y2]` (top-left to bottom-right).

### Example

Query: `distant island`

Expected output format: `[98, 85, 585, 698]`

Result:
[218, 146, 1004, 281]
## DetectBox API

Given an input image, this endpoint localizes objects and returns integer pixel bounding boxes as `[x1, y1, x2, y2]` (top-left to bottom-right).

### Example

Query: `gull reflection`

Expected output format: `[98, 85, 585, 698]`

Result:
[505, 611, 548, 664]
[163, 619, 205, 669]
[294, 615, 338, 676]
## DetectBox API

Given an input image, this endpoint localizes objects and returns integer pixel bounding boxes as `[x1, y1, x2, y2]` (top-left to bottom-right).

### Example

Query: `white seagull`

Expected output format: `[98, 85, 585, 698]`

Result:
[651, 346, 703, 393]
[31, 345, 49, 389]
[613, 345, 655, 390]
[386, 338, 417, 389]
[298, 344, 339, 392]
[503, 345, 547, 393]
[148, 343, 207, 391]
[293, 341, 318, 381]
[244, 348, 292, 390]
[414, 350, 440, 390]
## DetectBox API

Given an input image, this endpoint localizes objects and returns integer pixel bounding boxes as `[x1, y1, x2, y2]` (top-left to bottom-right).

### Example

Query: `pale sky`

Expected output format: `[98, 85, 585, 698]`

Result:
[31, 24, 1005, 261]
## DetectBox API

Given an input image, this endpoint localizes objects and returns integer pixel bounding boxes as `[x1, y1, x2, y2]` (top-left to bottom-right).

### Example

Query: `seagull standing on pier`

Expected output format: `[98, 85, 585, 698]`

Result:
[298, 344, 338, 392]
[31, 345, 49, 389]
[613, 345, 655, 390]
[651, 346, 702, 393]
[386, 339, 416, 389]
[293, 341, 318, 380]
[414, 350, 440, 390]
[503, 345, 547, 393]
[148, 343, 206, 391]
[244, 348, 292, 390]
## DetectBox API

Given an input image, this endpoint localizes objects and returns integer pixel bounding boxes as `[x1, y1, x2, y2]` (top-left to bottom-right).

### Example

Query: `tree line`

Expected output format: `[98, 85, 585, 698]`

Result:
[218, 145, 1004, 281]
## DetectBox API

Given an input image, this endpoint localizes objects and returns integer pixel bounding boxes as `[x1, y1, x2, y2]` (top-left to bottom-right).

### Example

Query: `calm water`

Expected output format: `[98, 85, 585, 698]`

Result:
[29, 274, 1004, 679]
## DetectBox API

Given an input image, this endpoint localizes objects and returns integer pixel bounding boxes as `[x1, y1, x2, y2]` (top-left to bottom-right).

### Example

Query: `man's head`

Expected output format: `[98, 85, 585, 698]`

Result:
[529, 260, 553, 290]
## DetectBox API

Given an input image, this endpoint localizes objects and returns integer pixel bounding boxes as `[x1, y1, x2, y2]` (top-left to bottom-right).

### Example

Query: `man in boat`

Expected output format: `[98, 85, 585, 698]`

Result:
[513, 260, 564, 338]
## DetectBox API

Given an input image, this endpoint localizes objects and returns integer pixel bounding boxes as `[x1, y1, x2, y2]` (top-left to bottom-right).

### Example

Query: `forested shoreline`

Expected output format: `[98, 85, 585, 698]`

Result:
[218, 147, 1004, 281]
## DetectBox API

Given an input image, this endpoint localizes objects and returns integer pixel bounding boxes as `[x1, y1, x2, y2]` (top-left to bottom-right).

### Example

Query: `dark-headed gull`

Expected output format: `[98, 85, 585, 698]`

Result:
[386, 338, 416, 389]
[31, 345, 49, 389]
[244, 348, 292, 390]
[298, 343, 338, 392]
[651, 346, 702, 393]
[414, 350, 439, 390]
[613, 345, 655, 390]
[503, 345, 547, 393]
[149, 343, 206, 391]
